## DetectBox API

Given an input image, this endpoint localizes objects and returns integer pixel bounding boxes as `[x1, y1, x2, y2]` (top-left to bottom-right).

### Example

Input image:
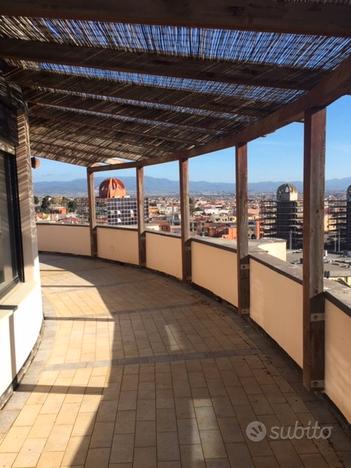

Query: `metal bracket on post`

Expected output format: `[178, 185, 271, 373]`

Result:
[310, 380, 325, 389]
[310, 313, 325, 322]
[240, 308, 250, 315]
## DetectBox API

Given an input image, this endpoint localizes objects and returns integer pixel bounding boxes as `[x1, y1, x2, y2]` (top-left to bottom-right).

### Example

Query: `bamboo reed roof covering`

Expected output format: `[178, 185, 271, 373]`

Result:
[0, 1, 350, 167]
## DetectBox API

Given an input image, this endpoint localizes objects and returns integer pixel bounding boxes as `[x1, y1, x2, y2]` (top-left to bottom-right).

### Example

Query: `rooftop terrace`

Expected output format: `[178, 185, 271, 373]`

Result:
[0, 2, 351, 466]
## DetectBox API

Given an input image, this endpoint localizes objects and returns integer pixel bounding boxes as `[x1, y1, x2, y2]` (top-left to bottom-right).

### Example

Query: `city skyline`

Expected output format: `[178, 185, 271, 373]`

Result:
[33, 95, 351, 183]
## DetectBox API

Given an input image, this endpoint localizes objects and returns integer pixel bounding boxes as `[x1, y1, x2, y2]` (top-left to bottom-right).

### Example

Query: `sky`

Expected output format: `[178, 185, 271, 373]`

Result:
[32, 95, 351, 184]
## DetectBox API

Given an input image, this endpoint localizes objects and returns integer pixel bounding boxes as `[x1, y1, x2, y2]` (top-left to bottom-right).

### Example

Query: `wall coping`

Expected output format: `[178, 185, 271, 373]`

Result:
[249, 250, 303, 285]
[97, 224, 138, 232]
[37, 222, 88, 227]
[145, 230, 181, 239]
[191, 236, 237, 253]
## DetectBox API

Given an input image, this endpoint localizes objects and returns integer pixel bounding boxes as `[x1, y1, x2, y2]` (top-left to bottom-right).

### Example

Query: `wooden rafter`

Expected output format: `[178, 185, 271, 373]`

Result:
[29, 109, 208, 147]
[0, 1, 350, 36]
[8, 69, 275, 119]
[30, 135, 144, 160]
[30, 125, 175, 155]
[25, 90, 238, 132]
[30, 145, 103, 166]
[29, 123, 188, 153]
[29, 101, 227, 137]
[31, 140, 140, 163]
[0, 38, 324, 90]
[89, 161, 139, 173]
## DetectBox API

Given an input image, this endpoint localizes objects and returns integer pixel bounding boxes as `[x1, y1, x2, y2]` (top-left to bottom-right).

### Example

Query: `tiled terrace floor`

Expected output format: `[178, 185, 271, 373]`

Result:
[0, 254, 350, 468]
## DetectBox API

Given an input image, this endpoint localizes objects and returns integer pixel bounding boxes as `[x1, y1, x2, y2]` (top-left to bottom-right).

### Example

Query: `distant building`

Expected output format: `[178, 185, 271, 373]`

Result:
[99, 177, 126, 199]
[325, 197, 347, 251]
[77, 177, 149, 226]
[276, 184, 303, 249]
[260, 183, 303, 249]
[346, 185, 351, 250]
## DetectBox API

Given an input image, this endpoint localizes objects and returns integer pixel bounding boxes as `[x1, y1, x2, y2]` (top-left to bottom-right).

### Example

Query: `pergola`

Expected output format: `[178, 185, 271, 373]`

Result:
[1, 1, 351, 392]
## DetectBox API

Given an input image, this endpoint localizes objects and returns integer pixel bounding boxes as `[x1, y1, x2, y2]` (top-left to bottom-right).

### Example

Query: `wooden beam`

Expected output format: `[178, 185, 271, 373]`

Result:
[25, 91, 230, 132]
[235, 143, 249, 315]
[31, 143, 110, 166]
[30, 148, 92, 167]
[179, 158, 191, 282]
[30, 139, 134, 164]
[30, 134, 142, 160]
[303, 107, 326, 390]
[169, 54, 351, 161]
[0, 38, 321, 90]
[1, 1, 350, 36]
[136, 166, 146, 267]
[30, 101, 222, 137]
[88, 161, 140, 173]
[29, 110, 197, 147]
[30, 123, 181, 154]
[87, 169, 97, 257]
[9, 69, 275, 119]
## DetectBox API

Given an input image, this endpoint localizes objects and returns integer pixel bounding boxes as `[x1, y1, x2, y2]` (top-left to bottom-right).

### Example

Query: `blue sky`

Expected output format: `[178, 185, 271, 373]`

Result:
[33, 95, 351, 183]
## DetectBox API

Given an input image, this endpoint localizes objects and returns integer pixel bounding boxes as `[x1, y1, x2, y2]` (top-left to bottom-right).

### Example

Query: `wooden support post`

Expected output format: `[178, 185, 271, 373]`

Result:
[87, 169, 97, 257]
[303, 107, 326, 390]
[179, 158, 191, 282]
[235, 144, 250, 315]
[136, 166, 146, 266]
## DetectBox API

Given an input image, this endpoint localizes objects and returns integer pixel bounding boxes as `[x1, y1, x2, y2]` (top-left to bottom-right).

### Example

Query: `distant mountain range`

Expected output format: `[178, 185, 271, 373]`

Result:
[33, 175, 351, 196]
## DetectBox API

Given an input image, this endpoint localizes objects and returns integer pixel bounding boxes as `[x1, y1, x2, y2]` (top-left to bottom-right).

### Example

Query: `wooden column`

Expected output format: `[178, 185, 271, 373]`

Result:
[87, 168, 97, 257]
[136, 165, 146, 266]
[235, 144, 250, 315]
[179, 158, 191, 282]
[303, 107, 326, 390]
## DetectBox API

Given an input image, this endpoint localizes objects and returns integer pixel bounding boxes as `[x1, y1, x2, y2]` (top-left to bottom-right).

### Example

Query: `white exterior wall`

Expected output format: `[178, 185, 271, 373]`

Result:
[0, 113, 43, 400]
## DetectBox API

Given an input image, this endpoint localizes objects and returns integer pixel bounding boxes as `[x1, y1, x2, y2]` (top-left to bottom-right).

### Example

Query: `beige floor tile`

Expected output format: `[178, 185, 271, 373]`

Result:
[0, 426, 31, 453]
[61, 435, 90, 466]
[36, 451, 64, 467]
[45, 424, 72, 452]
[0, 452, 17, 468]
[13, 437, 47, 467]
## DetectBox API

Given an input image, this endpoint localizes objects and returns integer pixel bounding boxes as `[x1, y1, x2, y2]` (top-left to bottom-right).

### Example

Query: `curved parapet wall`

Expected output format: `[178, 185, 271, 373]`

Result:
[36, 223, 351, 423]
[192, 239, 238, 307]
[97, 226, 139, 265]
[0, 284, 42, 400]
[37, 223, 91, 256]
[325, 293, 351, 423]
[146, 231, 182, 279]
[250, 253, 303, 367]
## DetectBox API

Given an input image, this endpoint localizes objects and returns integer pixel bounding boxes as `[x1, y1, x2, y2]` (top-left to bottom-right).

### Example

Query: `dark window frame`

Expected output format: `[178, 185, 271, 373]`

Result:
[0, 151, 24, 299]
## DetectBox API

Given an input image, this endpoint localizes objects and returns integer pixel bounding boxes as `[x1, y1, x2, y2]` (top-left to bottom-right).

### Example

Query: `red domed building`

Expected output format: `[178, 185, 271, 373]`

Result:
[99, 178, 126, 199]
[94, 177, 149, 226]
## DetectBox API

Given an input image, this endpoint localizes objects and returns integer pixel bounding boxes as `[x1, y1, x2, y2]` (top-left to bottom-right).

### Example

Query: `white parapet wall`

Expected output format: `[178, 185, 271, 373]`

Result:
[0, 283, 42, 398]
[37, 223, 91, 256]
[250, 255, 303, 367]
[325, 297, 351, 423]
[191, 240, 238, 307]
[146, 232, 182, 279]
[97, 226, 139, 265]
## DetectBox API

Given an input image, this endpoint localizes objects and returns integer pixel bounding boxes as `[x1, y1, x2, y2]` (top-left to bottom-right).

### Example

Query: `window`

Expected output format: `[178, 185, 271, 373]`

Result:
[0, 151, 23, 297]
